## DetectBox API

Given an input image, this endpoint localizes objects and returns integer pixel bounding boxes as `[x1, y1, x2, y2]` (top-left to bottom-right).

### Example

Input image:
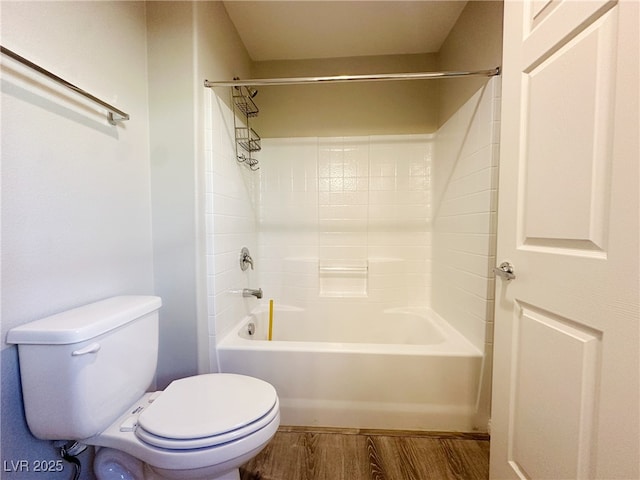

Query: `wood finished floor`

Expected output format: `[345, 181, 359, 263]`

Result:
[240, 427, 490, 480]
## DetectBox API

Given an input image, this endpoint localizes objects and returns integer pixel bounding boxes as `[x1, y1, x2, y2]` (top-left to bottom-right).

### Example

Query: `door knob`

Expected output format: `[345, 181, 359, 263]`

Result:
[493, 262, 516, 280]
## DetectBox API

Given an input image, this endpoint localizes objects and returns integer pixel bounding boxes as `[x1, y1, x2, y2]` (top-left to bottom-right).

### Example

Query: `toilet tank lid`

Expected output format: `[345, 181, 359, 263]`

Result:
[6, 296, 162, 345]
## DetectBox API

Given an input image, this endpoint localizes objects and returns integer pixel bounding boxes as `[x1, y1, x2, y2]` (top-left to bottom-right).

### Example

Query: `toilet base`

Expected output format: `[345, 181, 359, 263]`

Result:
[148, 467, 240, 480]
[95, 447, 256, 480]
[147, 465, 241, 480]
[210, 470, 240, 480]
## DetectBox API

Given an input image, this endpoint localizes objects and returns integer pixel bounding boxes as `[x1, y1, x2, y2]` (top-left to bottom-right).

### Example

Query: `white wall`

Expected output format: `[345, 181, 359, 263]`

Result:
[205, 131, 433, 353]
[255, 135, 433, 311]
[432, 78, 500, 351]
[1, 2, 152, 477]
[1, 1, 153, 341]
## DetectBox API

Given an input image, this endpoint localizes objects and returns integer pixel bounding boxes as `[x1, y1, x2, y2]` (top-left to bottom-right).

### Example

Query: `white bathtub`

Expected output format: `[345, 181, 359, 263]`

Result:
[217, 304, 484, 432]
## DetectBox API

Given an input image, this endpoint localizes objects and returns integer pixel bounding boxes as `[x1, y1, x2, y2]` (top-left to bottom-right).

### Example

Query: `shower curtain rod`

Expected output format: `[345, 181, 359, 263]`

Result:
[204, 67, 500, 88]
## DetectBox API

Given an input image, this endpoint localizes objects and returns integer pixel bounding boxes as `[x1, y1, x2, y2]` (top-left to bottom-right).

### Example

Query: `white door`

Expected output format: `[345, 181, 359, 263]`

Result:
[490, 1, 639, 479]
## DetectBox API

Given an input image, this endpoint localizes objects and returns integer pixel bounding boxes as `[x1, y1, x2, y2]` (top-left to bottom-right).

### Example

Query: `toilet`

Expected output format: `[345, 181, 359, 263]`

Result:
[6, 296, 279, 480]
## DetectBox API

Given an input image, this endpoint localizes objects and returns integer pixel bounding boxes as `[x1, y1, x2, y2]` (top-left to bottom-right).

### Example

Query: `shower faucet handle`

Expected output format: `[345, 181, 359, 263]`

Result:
[240, 247, 254, 271]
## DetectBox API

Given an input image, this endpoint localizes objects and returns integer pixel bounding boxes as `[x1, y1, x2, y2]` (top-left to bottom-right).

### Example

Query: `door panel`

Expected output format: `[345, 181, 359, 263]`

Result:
[509, 303, 602, 479]
[523, 0, 615, 57]
[491, 0, 639, 479]
[529, 0, 556, 27]
[522, 10, 616, 254]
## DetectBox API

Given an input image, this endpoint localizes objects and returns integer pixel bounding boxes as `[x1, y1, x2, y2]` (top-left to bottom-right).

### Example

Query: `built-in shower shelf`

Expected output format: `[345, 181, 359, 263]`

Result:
[319, 261, 368, 297]
[235, 127, 262, 152]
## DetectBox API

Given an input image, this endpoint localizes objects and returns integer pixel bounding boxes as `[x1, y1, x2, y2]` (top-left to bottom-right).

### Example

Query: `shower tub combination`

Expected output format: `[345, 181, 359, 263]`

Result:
[217, 304, 483, 432]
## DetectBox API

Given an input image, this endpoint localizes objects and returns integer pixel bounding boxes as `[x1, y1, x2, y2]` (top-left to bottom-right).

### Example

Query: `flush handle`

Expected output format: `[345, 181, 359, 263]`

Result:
[493, 262, 516, 280]
[72, 342, 101, 356]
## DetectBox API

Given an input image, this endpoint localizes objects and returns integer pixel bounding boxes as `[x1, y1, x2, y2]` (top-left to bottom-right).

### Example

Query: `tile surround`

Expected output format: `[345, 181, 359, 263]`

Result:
[204, 91, 259, 369]
[432, 78, 501, 351]
[205, 78, 500, 359]
[257, 134, 433, 310]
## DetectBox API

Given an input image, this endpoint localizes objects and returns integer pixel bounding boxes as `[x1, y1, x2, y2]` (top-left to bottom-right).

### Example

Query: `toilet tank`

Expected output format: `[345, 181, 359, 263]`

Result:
[6, 296, 161, 441]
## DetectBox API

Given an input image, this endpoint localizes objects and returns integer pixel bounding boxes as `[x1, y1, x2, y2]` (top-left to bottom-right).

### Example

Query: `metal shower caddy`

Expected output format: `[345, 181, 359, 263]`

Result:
[232, 85, 261, 170]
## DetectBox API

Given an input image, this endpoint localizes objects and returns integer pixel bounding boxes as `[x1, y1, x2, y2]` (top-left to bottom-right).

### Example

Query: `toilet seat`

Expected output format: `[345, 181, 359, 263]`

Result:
[134, 374, 278, 450]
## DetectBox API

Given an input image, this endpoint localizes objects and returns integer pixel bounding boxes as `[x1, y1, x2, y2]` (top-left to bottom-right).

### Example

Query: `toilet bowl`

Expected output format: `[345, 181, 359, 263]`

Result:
[91, 373, 280, 480]
[94, 448, 146, 479]
[6, 296, 280, 480]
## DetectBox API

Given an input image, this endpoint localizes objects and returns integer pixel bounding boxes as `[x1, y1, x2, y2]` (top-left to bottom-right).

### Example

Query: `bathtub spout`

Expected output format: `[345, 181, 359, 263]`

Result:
[242, 288, 263, 299]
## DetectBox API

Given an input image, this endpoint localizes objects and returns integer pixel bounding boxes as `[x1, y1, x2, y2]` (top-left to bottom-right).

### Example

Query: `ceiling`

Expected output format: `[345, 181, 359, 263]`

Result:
[222, 1, 468, 62]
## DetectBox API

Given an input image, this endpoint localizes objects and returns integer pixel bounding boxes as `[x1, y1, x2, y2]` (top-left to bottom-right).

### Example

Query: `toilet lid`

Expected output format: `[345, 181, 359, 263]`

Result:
[136, 374, 277, 447]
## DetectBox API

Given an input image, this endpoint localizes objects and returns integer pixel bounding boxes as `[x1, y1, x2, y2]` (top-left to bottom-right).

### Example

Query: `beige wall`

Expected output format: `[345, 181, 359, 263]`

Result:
[147, 1, 199, 389]
[251, 54, 440, 137]
[436, 1, 504, 127]
[235, 1, 504, 137]
[147, 1, 252, 386]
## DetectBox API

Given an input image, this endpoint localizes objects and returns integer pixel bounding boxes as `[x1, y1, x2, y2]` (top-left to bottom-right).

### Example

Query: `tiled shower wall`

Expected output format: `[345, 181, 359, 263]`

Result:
[432, 77, 501, 352]
[205, 78, 499, 361]
[204, 90, 259, 367]
[256, 135, 433, 311]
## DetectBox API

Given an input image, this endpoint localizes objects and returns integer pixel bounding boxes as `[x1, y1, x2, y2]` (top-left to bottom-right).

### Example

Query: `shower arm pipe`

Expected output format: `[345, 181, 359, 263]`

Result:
[204, 67, 500, 88]
[0, 45, 130, 125]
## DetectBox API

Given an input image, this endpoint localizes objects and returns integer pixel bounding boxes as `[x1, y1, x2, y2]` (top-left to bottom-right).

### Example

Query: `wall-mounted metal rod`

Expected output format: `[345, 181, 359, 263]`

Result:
[205, 67, 500, 88]
[1, 45, 130, 125]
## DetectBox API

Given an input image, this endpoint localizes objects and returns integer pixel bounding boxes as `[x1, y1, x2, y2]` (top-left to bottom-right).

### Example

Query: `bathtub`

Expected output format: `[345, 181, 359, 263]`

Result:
[217, 304, 484, 432]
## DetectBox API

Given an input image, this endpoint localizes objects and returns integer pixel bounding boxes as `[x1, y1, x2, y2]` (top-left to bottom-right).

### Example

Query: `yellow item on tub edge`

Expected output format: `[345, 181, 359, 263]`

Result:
[268, 299, 274, 341]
